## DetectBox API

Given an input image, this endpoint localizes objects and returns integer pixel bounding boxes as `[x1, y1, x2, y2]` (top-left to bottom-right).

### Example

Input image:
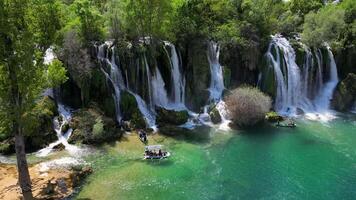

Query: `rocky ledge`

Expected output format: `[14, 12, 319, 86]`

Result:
[0, 163, 91, 200]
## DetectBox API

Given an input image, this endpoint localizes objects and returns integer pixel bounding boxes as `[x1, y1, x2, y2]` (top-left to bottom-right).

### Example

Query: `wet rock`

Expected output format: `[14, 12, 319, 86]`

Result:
[332, 73, 356, 111]
[209, 107, 222, 124]
[265, 111, 284, 123]
[156, 107, 189, 126]
[71, 166, 93, 187]
[53, 143, 65, 151]
[61, 122, 70, 134]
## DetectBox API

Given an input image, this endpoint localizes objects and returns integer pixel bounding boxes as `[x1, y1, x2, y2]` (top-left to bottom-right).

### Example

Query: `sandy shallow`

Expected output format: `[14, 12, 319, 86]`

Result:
[0, 162, 88, 200]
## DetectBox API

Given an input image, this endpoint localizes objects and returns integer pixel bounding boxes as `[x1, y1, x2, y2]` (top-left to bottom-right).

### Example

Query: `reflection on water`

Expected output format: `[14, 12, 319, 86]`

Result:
[75, 115, 356, 200]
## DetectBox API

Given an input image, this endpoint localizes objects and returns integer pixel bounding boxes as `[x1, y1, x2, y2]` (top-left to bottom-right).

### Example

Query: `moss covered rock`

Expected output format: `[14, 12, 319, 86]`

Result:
[120, 91, 146, 129]
[209, 107, 222, 124]
[182, 40, 211, 111]
[68, 106, 122, 144]
[265, 111, 284, 123]
[332, 73, 356, 111]
[156, 107, 189, 126]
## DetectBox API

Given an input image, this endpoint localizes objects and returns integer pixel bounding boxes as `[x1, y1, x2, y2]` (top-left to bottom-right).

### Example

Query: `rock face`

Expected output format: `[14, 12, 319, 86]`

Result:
[68, 106, 122, 144]
[156, 107, 189, 126]
[181, 39, 211, 111]
[120, 91, 146, 129]
[332, 73, 356, 111]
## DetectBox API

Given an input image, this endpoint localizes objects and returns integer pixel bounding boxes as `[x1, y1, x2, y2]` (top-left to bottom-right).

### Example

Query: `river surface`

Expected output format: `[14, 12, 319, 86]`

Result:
[75, 114, 356, 200]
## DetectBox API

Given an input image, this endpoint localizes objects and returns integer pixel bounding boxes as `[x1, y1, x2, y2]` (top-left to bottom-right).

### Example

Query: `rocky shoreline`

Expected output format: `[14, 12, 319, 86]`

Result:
[0, 162, 91, 200]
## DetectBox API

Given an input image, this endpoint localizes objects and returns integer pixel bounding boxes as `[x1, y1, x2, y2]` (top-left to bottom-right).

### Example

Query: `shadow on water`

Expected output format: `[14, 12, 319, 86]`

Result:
[159, 125, 212, 144]
[140, 158, 174, 167]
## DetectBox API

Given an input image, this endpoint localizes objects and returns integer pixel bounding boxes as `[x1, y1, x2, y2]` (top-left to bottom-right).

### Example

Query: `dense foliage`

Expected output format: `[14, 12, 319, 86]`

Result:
[226, 87, 271, 127]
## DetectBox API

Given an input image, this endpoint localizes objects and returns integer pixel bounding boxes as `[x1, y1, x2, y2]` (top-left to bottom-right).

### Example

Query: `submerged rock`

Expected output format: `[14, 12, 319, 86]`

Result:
[156, 107, 189, 126]
[209, 107, 222, 124]
[68, 106, 123, 145]
[332, 73, 356, 111]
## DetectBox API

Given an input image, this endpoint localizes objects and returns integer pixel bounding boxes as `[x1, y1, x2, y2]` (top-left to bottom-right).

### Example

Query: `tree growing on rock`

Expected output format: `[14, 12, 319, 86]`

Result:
[225, 86, 271, 127]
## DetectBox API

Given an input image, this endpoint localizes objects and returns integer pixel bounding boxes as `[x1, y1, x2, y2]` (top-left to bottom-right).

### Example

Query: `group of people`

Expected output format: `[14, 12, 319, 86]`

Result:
[138, 130, 147, 143]
[145, 149, 166, 157]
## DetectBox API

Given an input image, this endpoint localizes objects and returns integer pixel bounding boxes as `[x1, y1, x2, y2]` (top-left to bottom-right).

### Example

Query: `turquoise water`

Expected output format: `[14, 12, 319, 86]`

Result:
[76, 115, 356, 200]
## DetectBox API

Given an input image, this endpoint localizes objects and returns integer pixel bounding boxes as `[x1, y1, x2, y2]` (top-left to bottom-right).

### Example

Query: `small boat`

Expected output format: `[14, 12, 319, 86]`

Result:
[144, 145, 170, 160]
[138, 130, 148, 144]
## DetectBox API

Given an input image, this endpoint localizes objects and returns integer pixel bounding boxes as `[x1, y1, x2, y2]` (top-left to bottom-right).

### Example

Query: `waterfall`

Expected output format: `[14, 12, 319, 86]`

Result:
[36, 104, 81, 157]
[263, 35, 339, 121]
[206, 41, 231, 129]
[314, 46, 339, 111]
[97, 43, 157, 129]
[207, 41, 225, 101]
[97, 44, 124, 123]
[164, 42, 186, 108]
[267, 35, 302, 114]
[151, 67, 170, 108]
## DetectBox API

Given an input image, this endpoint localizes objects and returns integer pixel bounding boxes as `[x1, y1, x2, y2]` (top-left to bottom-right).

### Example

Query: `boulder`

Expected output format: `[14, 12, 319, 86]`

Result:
[61, 122, 70, 134]
[68, 106, 123, 145]
[209, 107, 222, 124]
[53, 143, 65, 151]
[156, 107, 189, 126]
[332, 73, 356, 111]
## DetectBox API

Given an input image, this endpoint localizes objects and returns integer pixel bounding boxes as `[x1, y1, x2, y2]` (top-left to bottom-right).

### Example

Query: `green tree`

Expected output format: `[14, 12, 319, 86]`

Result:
[0, 0, 66, 198]
[122, 0, 173, 40]
[73, 0, 104, 44]
[288, 0, 324, 17]
[302, 6, 346, 47]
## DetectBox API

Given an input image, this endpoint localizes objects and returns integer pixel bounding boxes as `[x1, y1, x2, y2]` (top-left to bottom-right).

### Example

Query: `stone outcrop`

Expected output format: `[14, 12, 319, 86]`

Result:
[69, 106, 122, 144]
[332, 73, 356, 111]
[156, 107, 189, 126]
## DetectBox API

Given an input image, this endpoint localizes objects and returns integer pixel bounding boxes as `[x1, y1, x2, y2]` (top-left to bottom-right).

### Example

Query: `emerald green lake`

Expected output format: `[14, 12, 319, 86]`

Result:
[75, 115, 356, 200]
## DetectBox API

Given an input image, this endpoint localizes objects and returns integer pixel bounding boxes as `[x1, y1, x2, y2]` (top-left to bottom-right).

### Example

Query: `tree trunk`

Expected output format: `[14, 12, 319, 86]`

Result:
[14, 129, 33, 200]
[8, 64, 33, 199]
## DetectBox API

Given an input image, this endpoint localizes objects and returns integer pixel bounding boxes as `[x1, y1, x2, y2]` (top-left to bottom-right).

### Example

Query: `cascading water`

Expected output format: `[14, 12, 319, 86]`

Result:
[207, 41, 225, 101]
[36, 104, 81, 157]
[206, 41, 231, 129]
[314, 46, 339, 111]
[97, 43, 157, 129]
[267, 36, 302, 114]
[97, 43, 124, 123]
[164, 42, 186, 109]
[151, 67, 170, 108]
[263, 35, 339, 121]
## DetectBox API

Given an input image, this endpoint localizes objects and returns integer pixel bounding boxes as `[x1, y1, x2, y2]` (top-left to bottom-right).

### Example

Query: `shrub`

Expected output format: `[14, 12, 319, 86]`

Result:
[225, 86, 271, 127]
